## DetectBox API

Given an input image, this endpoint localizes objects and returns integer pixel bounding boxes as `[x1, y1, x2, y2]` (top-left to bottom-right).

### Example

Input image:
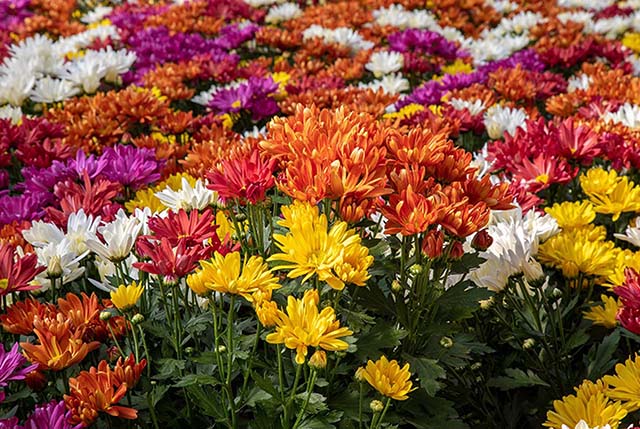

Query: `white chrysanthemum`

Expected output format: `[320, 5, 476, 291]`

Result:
[0, 71, 36, 106]
[155, 178, 218, 212]
[469, 144, 496, 179]
[243, 0, 285, 6]
[603, 103, 640, 128]
[57, 56, 107, 94]
[557, 0, 614, 9]
[34, 238, 88, 289]
[86, 210, 145, 262]
[23, 221, 65, 248]
[365, 51, 404, 78]
[85, 47, 136, 83]
[302, 25, 374, 53]
[614, 217, 640, 247]
[629, 55, 640, 77]
[191, 80, 243, 106]
[8, 34, 62, 75]
[30, 77, 80, 103]
[449, 98, 486, 115]
[359, 73, 409, 95]
[372, 4, 438, 29]
[65, 209, 101, 254]
[243, 126, 267, 139]
[0, 105, 23, 124]
[470, 209, 558, 291]
[567, 74, 591, 92]
[485, 0, 518, 13]
[495, 11, 544, 35]
[80, 5, 113, 24]
[462, 33, 529, 64]
[557, 11, 594, 24]
[484, 105, 528, 139]
[265, 2, 301, 24]
[585, 16, 632, 38]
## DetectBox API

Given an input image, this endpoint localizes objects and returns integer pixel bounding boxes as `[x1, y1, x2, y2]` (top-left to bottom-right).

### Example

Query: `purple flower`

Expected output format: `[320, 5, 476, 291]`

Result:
[209, 76, 280, 122]
[0, 417, 20, 429]
[20, 161, 74, 194]
[0, 191, 48, 224]
[212, 22, 259, 50]
[67, 150, 108, 180]
[0, 343, 38, 391]
[0, 0, 31, 31]
[23, 401, 83, 429]
[100, 145, 163, 190]
[388, 29, 466, 61]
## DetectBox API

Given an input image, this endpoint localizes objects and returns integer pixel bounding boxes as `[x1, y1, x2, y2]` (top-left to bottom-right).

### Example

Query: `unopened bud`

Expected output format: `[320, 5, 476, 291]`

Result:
[522, 338, 535, 350]
[131, 314, 145, 325]
[440, 336, 454, 349]
[370, 400, 384, 413]
[479, 297, 494, 310]
[470, 362, 482, 371]
[422, 229, 444, 259]
[471, 229, 493, 251]
[217, 345, 227, 353]
[184, 347, 194, 356]
[448, 241, 464, 260]
[391, 280, 403, 293]
[100, 311, 112, 321]
[409, 264, 423, 276]
[309, 350, 327, 369]
[355, 367, 365, 382]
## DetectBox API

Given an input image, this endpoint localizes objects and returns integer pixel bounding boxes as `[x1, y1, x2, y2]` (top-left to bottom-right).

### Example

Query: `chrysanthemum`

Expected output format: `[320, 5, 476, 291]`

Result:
[147, 209, 219, 248]
[544, 379, 627, 429]
[545, 201, 596, 230]
[269, 201, 372, 290]
[587, 177, 640, 222]
[0, 343, 38, 392]
[579, 168, 620, 197]
[110, 282, 144, 312]
[603, 355, 640, 412]
[198, 251, 279, 301]
[360, 355, 414, 401]
[538, 230, 619, 280]
[265, 289, 352, 364]
[0, 243, 44, 295]
[583, 295, 619, 329]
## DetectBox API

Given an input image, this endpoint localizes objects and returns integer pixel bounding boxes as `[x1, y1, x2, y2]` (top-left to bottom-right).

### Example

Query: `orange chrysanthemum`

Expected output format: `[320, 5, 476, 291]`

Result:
[0, 298, 56, 335]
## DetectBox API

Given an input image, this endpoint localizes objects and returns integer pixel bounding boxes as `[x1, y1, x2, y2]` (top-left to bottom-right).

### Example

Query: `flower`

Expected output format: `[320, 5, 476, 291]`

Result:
[603, 355, 640, 412]
[64, 363, 138, 426]
[360, 355, 414, 401]
[155, 178, 218, 212]
[583, 295, 619, 328]
[0, 343, 38, 394]
[206, 149, 277, 205]
[545, 201, 596, 230]
[23, 400, 83, 429]
[110, 282, 144, 311]
[133, 237, 210, 283]
[147, 208, 219, 248]
[0, 243, 44, 295]
[101, 145, 163, 191]
[614, 217, 640, 248]
[266, 289, 352, 364]
[269, 201, 372, 290]
[381, 186, 446, 236]
[586, 176, 640, 222]
[544, 379, 627, 429]
[198, 251, 279, 301]
[86, 210, 144, 263]
[20, 317, 100, 371]
[0, 298, 55, 335]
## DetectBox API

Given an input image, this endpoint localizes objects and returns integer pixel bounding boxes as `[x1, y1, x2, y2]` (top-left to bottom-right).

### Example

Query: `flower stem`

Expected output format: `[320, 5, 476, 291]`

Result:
[293, 369, 317, 429]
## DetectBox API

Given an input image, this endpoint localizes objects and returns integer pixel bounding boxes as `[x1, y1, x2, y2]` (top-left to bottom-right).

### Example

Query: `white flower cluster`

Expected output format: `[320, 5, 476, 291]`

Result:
[603, 103, 640, 128]
[265, 2, 302, 24]
[0, 24, 135, 107]
[483, 105, 528, 140]
[302, 25, 374, 53]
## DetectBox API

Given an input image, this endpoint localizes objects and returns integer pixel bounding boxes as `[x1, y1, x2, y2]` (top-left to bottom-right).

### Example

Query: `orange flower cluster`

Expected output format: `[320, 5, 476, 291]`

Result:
[9, 293, 127, 370]
[65, 355, 146, 426]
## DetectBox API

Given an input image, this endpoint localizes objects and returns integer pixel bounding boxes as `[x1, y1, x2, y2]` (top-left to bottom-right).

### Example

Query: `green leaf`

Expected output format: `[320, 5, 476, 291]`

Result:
[174, 374, 219, 387]
[295, 392, 328, 414]
[434, 281, 493, 321]
[244, 387, 273, 408]
[486, 368, 550, 390]
[355, 322, 407, 360]
[150, 385, 170, 407]
[154, 358, 186, 380]
[185, 385, 226, 419]
[586, 329, 620, 379]
[252, 371, 281, 400]
[403, 356, 446, 396]
[564, 328, 590, 352]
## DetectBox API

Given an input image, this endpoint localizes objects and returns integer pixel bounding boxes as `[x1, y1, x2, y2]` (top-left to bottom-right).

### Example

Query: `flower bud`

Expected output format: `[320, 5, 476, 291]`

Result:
[217, 345, 227, 353]
[479, 297, 494, 310]
[355, 367, 365, 382]
[309, 350, 327, 369]
[24, 370, 47, 392]
[184, 347, 195, 356]
[409, 264, 423, 276]
[470, 362, 482, 371]
[471, 229, 493, 251]
[448, 241, 464, 260]
[422, 229, 444, 259]
[370, 400, 384, 413]
[106, 346, 120, 362]
[522, 338, 535, 350]
[131, 313, 145, 325]
[440, 336, 454, 349]
[100, 310, 112, 321]
[391, 280, 403, 293]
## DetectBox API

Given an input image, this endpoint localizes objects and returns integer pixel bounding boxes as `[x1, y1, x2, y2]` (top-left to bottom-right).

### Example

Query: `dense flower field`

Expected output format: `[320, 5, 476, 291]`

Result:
[5, 0, 640, 427]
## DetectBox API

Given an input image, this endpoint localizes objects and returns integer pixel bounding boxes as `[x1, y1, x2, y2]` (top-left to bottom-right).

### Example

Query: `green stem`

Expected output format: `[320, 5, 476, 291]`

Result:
[284, 361, 303, 425]
[147, 392, 161, 429]
[358, 383, 364, 429]
[372, 398, 392, 429]
[293, 370, 317, 429]
[240, 324, 262, 403]
[226, 295, 237, 428]
[107, 322, 126, 358]
[129, 316, 140, 362]
[138, 325, 152, 377]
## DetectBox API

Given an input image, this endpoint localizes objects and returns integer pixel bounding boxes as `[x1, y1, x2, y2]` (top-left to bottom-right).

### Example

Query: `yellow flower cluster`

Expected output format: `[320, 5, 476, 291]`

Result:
[125, 173, 197, 213]
[359, 355, 415, 401]
[546, 355, 640, 428]
[580, 168, 640, 221]
[269, 201, 373, 291]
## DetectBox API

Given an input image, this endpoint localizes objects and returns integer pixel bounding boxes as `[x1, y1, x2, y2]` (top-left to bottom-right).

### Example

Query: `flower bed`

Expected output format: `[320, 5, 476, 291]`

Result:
[1, 0, 640, 428]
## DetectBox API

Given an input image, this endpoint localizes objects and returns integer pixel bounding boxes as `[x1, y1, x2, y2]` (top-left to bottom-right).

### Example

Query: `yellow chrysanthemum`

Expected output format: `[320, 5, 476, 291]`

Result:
[605, 250, 640, 288]
[603, 354, 640, 412]
[186, 270, 210, 297]
[215, 211, 235, 242]
[125, 187, 167, 213]
[361, 355, 414, 401]
[622, 33, 640, 53]
[583, 294, 620, 328]
[587, 177, 640, 221]
[441, 59, 474, 75]
[383, 103, 425, 120]
[265, 289, 352, 364]
[580, 168, 620, 197]
[538, 230, 619, 280]
[110, 282, 144, 311]
[199, 251, 280, 301]
[544, 379, 627, 429]
[269, 201, 373, 291]
[158, 173, 197, 192]
[545, 201, 596, 230]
